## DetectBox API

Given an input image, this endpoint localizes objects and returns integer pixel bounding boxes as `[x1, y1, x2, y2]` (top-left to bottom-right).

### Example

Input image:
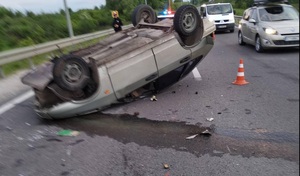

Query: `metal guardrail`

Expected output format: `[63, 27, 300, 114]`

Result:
[0, 25, 132, 78]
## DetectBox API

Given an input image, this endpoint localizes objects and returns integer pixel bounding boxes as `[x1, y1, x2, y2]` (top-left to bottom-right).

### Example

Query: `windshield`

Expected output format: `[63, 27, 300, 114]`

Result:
[207, 4, 232, 15]
[259, 6, 299, 21]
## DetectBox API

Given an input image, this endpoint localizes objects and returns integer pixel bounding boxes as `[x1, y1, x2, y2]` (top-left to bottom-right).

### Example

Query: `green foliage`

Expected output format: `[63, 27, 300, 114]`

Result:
[292, 3, 299, 11]
[18, 37, 35, 47]
[0, 7, 15, 18]
[234, 9, 245, 16]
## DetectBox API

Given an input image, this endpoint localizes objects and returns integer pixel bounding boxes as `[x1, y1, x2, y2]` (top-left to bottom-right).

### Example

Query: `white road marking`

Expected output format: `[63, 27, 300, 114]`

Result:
[192, 68, 202, 81]
[0, 90, 34, 115]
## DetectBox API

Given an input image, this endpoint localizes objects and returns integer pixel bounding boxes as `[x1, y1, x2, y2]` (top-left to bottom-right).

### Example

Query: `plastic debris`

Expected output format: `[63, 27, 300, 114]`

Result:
[104, 89, 110, 94]
[186, 134, 198, 140]
[150, 95, 157, 101]
[163, 163, 169, 169]
[66, 148, 72, 156]
[201, 129, 211, 136]
[206, 118, 214, 122]
[227, 146, 231, 153]
[5, 126, 12, 131]
[57, 130, 79, 136]
[131, 90, 140, 97]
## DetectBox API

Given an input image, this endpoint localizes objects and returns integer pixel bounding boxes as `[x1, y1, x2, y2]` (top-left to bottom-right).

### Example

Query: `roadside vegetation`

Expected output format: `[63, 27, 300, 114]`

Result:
[0, 0, 298, 76]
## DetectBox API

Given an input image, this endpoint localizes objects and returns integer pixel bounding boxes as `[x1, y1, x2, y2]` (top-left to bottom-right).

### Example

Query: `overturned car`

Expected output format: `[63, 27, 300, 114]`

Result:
[21, 5, 216, 119]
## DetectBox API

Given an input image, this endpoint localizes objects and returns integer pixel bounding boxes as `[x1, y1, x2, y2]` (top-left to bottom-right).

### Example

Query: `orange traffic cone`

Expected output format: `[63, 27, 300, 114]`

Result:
[232, 59, 249, 85]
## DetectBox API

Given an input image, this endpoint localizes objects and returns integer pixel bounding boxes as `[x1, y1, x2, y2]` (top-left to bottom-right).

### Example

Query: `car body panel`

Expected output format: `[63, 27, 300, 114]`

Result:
[107, 49, 157, 99]
[152, 38, 191, 76]
[241, 21, 257, 44]
[191, 36, 214, 59]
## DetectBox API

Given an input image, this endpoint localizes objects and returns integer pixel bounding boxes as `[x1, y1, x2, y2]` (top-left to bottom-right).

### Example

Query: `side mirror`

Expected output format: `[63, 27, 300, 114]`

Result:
[202, 12, 206, 17]
[233, 10, 236, 15]
[249, 18, 256, 24]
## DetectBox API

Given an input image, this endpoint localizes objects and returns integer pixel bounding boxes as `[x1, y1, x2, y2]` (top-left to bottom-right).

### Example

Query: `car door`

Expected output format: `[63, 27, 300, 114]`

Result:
[153, 38, 191, 74]
[241, 8, 256, 44]
[151, 38, 192, 90]
[106, 48, 158, 100]
[247, 8, 259, 44]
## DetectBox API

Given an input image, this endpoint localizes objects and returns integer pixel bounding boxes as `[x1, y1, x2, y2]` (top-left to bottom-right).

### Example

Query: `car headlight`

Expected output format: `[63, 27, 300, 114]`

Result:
[264, 28, 277, 35]
[208, 18, 214, 23]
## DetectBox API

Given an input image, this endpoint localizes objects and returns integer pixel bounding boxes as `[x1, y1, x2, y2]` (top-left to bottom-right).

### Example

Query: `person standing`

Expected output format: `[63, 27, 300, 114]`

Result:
[112, 11, 123, 33]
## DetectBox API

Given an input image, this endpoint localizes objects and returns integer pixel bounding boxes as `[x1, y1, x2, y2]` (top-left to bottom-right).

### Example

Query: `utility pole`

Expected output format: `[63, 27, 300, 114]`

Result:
[63, 0, 74, 37]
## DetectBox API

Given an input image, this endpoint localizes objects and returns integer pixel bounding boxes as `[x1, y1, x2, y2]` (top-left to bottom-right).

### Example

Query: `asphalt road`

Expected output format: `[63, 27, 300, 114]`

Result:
[0, 29, 299, 176]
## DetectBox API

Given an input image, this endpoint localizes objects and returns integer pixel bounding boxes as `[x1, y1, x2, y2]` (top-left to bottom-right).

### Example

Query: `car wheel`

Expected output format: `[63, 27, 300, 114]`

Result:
[53, 55, 90, 91]
[174, 5, 203, 37]
[238, 31, 246, 45]
[255, 36, 264, 53]
[131, 4, 157, 27]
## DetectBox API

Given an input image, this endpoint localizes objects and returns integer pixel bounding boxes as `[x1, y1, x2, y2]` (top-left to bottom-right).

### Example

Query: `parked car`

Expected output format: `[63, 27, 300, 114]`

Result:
[21, 4, 216, 119]
[238, 0, 299, 52]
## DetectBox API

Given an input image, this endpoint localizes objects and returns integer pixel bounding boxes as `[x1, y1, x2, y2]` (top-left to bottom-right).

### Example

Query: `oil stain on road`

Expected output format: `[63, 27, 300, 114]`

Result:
[48, 113, 299, 162]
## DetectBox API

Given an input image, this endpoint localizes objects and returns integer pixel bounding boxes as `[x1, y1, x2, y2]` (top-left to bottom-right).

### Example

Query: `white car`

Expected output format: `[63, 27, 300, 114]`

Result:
[199, 3, 235, 33]
[238, 0, 299, 52]
[21, 4, 216, 119]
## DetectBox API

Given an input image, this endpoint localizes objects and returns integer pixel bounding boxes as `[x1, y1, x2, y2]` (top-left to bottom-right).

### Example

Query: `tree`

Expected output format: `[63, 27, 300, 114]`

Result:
[0, 7, 14, 18]
[25, 11, 35, 18]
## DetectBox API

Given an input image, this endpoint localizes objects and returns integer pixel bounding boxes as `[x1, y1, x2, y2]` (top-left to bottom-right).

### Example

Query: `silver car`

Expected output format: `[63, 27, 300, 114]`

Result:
[238, 0, 299, 52]
[21, 4, 216, 119]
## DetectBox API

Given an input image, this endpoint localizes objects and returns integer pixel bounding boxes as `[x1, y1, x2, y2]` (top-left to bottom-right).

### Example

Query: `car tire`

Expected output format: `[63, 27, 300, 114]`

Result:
[174, 5, 203, 37]
[238, 31, 246, 45]
[53, 55, 90, 91]
[255, 36, 264, 52]
[131, 4, 157, 27]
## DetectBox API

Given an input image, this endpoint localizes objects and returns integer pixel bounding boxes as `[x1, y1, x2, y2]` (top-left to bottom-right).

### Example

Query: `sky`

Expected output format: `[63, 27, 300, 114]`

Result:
[0, 0, 106, 14]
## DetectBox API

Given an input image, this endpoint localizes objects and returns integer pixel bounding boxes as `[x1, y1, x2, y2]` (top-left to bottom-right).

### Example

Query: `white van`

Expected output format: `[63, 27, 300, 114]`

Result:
[198, 3, 235, 33]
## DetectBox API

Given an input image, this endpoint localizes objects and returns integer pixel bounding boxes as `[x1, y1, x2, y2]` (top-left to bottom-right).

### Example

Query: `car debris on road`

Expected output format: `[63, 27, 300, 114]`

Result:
[186, 134, 199, 140]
